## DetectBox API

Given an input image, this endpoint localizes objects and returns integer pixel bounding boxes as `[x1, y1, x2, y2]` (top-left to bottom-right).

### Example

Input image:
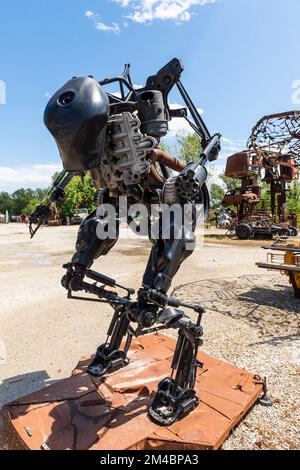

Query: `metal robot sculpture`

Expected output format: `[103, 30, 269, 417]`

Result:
[29, 59, 221, 425]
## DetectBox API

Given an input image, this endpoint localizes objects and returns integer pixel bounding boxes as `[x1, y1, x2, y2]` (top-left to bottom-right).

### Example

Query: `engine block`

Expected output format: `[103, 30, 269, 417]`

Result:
[101, 112, 157, 191]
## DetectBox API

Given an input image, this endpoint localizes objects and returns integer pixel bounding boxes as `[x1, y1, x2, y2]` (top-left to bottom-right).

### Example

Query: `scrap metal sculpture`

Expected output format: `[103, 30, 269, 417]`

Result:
[250, 111, 300, 166]
[223, 111, 300, 239]
[29, 59, 221, 425]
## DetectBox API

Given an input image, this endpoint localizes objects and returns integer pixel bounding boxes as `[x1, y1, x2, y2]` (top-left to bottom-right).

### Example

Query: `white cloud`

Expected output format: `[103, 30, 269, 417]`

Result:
[219, 137, 246, 161]
[0, 164, 61, 192]
[168, 102, 204, 133]
[85, 10, 120, 34]
[95, 22, 120, 34]
[206, 138, 247, 186]
[113, 0, 215, 24]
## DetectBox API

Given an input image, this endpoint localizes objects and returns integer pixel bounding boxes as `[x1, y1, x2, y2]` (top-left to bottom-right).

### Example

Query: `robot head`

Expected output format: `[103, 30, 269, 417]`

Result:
[44, 77, 110, 172]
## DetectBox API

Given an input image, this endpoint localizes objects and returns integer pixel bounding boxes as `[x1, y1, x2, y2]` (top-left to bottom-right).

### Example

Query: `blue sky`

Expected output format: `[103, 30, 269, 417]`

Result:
[0, 0, 299, 191]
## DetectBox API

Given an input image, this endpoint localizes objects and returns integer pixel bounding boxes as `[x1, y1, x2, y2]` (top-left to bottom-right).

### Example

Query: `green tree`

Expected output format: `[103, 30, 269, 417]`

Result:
[219, 174, 241, 192]
[259, 181, 300, 214]
[11, 189, 36, 215]
[34, 188, 49, 202]
[287, 181, 300, 213]
[23, 198, 41, 215]
[259, 182, 271, 210]
[0, 192, 14, 214]
[174, 132, 203, 164]
[159, 141, 170, 153]
[58, 173, 96, 217]
[210, 183, 225, 209]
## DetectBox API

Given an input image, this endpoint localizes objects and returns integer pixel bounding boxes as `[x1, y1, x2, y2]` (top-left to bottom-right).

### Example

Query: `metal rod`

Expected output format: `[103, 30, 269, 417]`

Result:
[176, 80, 211, 144]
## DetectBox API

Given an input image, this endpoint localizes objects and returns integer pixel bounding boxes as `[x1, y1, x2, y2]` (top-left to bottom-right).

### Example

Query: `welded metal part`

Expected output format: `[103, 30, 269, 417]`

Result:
[225, 151, 261, 179]
[137, 90, 168, 138]
[101, 112, 156, 190]
[162, 176, 179, 205]
[250, 111, 300, 169]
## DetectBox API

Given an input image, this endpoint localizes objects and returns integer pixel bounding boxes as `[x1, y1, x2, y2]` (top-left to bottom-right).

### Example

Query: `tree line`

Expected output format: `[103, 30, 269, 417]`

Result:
[0, 174, 97, 217]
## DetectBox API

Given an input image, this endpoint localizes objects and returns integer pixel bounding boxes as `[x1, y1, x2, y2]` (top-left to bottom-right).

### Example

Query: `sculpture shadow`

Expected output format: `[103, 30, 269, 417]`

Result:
[0, 370, 57, 450]
[238, 285, 300, 315]
[0, 370, 55, 410]
[1, 368, 151, 450]
[249, 333, 300, 347]
[46, 386, 150, 450]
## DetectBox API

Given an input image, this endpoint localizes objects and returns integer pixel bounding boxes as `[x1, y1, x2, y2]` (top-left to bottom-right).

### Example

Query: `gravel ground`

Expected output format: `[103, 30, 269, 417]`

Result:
[172, 275, 300, 450]
[0, 224, 299, 450]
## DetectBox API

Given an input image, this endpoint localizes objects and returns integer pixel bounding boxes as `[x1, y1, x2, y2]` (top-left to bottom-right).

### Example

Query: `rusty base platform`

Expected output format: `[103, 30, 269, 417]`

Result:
[1, 335, 264, 451]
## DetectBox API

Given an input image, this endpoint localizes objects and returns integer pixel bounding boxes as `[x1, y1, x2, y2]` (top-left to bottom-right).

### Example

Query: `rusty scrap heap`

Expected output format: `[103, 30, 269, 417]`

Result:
[223, 111, 300, 239]
[250, 111, 300, 168]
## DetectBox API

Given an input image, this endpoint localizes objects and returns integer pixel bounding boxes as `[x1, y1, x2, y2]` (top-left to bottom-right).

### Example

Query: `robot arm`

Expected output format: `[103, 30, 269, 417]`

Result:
[29, 170, 76, 238]
[144, 58, 221, 202]
[144, 57, 221, 150]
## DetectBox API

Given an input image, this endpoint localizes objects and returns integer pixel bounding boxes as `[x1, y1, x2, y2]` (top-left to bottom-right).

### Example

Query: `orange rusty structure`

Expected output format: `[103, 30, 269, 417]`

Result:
[223, 151, 262, 223]
[1, 335, 264, 451]
[223, 112, 300, 239]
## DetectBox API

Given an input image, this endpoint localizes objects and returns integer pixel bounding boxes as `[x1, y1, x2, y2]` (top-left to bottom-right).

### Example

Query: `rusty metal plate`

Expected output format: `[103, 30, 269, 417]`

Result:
[225, 152, 255, 178]
[1, 334, 263, 451]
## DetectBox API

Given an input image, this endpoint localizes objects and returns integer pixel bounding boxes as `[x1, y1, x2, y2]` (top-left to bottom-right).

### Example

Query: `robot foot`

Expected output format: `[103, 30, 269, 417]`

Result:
[88, 344, 129, 377]
[148, 377, 199, 426]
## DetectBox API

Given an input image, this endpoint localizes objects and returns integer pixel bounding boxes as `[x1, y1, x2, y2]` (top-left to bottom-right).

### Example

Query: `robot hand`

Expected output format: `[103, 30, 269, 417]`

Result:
[29, 204, 51, 226]
[29, 204, 53, 238]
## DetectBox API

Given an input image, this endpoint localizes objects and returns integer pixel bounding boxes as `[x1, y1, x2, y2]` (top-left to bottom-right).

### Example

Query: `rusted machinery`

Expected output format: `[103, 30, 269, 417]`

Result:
[47, 202, 62, 227]
[223, 111, 300, 239]
[256, 241, 300, 298]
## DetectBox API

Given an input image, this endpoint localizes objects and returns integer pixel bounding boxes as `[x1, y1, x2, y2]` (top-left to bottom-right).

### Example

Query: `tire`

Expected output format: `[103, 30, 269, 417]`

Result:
[278, 227, 291, 237]
[236, 223, 252, 240]
[289, 226, 298, 237]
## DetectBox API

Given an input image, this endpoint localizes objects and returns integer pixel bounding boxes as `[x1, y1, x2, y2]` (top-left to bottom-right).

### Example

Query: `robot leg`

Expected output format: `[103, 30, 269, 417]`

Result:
[141, 207, 203, 425]
[142, 209, 196, 294]
[62, 207, 131, 376]
[148, 310, 204, 425]
[71, 209, 119, 270]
